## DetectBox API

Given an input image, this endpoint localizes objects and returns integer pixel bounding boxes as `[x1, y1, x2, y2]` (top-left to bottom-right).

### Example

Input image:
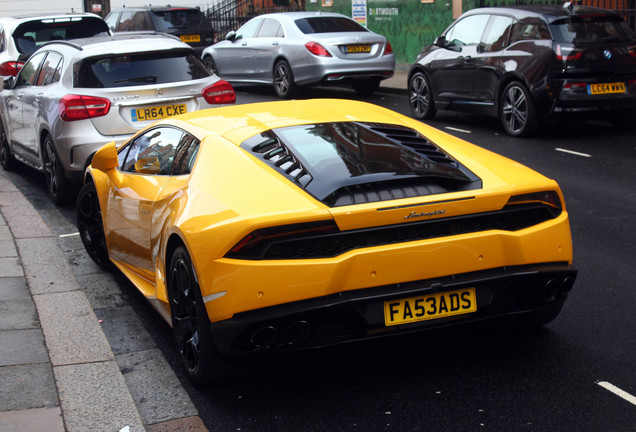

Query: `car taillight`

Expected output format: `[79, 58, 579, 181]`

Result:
[556, 44, 582, 61]
[0, 61, 24, 76]
[384, 41, 393, 55]
[202, 80, 236, 104]
[628, 45, 636, 58]
[563, 82, 587, 91]
[59, 95, 111, 121]
[305, 41, 332, 57]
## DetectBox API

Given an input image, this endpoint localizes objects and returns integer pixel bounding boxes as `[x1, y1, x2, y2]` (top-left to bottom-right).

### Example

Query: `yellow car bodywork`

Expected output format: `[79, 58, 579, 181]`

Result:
[86, 99, 574, 346]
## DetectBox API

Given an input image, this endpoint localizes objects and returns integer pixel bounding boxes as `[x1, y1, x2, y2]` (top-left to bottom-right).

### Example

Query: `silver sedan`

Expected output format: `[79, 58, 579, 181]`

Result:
[202, 12, 395, 98]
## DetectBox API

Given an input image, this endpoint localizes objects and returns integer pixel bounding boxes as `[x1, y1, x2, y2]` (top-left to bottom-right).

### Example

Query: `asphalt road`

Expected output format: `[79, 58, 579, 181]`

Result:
[5, 85, 636, 431]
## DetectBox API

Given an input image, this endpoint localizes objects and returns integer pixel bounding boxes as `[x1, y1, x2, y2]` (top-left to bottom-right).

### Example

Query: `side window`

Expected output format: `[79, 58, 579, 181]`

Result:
[236, 19, 262, 40]
[120, 127, 184, 175]
[257, 18, 283, 38]
[119, 11, 150, 31]
[105, 12, 120, 32]
[14, 51, 47, 88]
[171, 135, 200, 175]
[509, 18, 551, 44]
[36, 51, 63, 86]
[0, 26, 5, 52]
[481, 15, 514, 52]
[445, 14, 490, 47]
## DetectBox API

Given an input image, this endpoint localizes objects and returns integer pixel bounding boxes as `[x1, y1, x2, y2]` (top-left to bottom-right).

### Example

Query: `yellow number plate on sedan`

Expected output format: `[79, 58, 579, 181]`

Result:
[384, 287, 477, 326]
[131, 104, 187, 122]
[589, 82, 625, 95]
[180, 34, 201, 43]
[345, 44, 371, 53]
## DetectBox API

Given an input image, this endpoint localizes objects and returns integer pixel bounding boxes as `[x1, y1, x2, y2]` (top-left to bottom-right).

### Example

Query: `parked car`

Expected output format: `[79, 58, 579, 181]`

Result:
[202, 12, 395, 98]
[408, 4, 636, 136]
[0, 33, 235, 204]
[77, 99, 576, 385]
[105, 6, 214, 56]
[0, 13, 110, 78]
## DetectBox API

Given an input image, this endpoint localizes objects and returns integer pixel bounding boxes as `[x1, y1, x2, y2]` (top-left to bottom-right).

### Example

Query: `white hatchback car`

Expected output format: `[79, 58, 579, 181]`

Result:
[202, 12, 395, 98]
[0, 33, 235, 204]
[0, 13, 110, 78]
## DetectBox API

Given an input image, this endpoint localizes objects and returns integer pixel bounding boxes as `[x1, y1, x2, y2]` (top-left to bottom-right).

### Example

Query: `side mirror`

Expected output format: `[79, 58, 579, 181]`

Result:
[91, 141, 119, 172]
[2, 76, 15, 90]
[225, 31, 236, 41]
[434, 36, 447, 47]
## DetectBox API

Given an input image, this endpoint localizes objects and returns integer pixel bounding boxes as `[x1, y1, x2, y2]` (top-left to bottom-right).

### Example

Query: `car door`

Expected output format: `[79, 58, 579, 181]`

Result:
[213, 18, 263, 80]
[105, 126, 186, 288]
[430, 14, 490, 102]
[473, 14, 514, 103]
[249, 18, 285, 81]
[3, 51, 47, 161]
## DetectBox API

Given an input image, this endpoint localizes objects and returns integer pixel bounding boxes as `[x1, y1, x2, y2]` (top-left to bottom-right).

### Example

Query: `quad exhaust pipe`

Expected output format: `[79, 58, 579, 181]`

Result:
[249, 320, 312, 351]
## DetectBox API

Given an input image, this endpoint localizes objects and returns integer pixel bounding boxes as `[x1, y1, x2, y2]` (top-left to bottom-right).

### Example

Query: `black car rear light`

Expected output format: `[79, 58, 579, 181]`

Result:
[226, 220, 339, 259]
[629, 46, 636, 58]
[556, 44, 582, 61]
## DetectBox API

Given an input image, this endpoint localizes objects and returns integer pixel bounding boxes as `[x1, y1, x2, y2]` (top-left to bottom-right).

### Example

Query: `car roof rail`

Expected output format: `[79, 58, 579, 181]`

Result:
[39, 40, 83, 51]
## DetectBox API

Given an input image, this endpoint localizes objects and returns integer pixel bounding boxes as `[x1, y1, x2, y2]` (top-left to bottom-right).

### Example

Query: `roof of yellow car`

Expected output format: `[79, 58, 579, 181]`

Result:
[163, 99, 409, 143]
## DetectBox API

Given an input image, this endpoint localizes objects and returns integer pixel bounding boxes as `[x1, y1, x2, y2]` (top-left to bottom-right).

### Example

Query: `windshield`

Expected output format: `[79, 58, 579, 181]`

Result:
[75, 50, 210, 88]
[550, 15, 636, 43]
[152, 9, 210, 29]
[295, 17, 368, 34]
[13, 16, 110, 56]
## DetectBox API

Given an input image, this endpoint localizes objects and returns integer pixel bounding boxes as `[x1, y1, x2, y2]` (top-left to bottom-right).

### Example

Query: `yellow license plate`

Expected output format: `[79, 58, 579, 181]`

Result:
[384, 287, 477, 326]
[345, 44, 371, 53]
[588, 82, 625, 95]
[131, 104, 187, 122]
[180, 34, 201, 43]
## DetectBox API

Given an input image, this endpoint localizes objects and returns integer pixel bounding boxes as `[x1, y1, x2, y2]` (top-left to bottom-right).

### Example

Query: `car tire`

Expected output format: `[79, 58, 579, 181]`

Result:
[353, 78, 381, 96]
[499, 81, 538, 137]
[76, 182, 113, 271]
[42, 135, 71, 205]
[273, 60, 297, 99]
[168, 246, 229, 385]
[0, 124, 16, 171]
[409, 71, 436, 120]
[203, 56, 218, 75]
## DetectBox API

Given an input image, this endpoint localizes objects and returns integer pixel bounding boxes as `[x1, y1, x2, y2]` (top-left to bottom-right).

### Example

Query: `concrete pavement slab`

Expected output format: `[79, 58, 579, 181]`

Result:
[16, 237, 81, 295]
[117, 349, 198, 425]
[54, 361, 145, 432]
[0, 363, 59, 411]
[33, 290, 115, 366]
[0, 296, 38, 330]
[0, 256, 23, 277]
[0, 328, 49, 366]
[1, 204, 52, 239]
[0, 407, 65, 432]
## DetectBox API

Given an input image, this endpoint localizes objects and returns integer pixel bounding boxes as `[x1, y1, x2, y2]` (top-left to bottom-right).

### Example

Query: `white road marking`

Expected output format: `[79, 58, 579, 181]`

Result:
[59, 232, 79, 238]
[597, 381, 636, 406]
[445, 126, 472, 134]
[555, 147, 592, 158]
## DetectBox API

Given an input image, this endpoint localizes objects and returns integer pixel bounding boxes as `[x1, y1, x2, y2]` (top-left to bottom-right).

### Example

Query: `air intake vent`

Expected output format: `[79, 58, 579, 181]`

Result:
[251, 136, 312, 187]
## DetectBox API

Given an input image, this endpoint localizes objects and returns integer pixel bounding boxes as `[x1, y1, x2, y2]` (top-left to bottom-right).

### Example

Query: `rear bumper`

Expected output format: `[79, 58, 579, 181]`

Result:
[209, 263, 576, 355]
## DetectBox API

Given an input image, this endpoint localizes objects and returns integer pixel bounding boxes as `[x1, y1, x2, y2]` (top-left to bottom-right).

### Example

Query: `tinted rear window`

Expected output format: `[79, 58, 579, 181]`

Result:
[295, 17, 367, 34]
[75, 51, 210, 88]
[13, 17, 110, 55]
[550, 15, 636, 43]
[151, 9, 211, 29]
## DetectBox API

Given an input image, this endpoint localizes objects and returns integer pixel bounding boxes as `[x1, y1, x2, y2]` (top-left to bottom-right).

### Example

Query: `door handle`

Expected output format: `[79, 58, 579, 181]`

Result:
[462, 56, 473, 63]
[241, 42, 247, 46]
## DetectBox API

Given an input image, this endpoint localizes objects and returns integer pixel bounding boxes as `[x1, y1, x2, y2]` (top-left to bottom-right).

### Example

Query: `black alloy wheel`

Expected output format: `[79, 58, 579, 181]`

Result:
[0, 125, 16, 171]
[203, 56, 218, 75]
[500, 81, 538, 137]
[42, 135, 70, 205]
[353, 78, 381, 97]
[409, 71, 436, 120]
[169, 246, 228, 385]
[273, 59, 297, 99]
[76, 182, 113, 271]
